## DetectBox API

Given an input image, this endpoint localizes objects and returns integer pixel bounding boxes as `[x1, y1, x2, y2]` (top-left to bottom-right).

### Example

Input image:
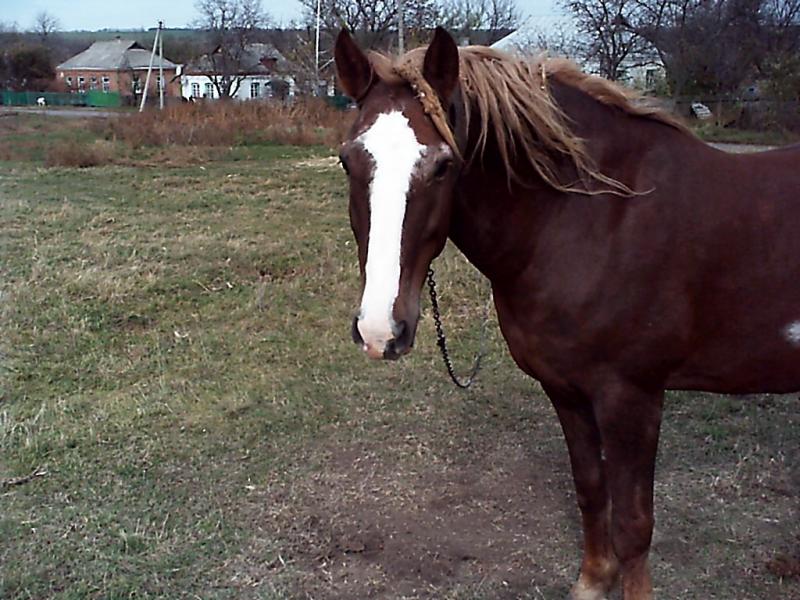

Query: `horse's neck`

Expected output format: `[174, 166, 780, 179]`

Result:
[448, 80, 669, 284]
[448, 149, 562, 283]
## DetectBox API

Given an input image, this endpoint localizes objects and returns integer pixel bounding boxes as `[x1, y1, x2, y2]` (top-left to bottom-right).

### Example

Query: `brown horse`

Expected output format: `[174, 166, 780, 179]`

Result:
[334, 26, 800, 600]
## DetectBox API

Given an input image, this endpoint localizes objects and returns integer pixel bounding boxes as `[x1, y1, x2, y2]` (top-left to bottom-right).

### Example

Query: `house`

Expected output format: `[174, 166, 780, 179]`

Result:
[181, 43, 295, 101]
[56, 38, 181, 100]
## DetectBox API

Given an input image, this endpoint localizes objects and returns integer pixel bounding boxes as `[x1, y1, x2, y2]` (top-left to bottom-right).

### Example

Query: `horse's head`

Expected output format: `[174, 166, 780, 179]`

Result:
[335, 28, 461, 360]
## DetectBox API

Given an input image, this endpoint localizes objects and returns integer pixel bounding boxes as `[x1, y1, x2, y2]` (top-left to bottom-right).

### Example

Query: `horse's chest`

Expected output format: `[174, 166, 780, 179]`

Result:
[492, 291, 592, 389]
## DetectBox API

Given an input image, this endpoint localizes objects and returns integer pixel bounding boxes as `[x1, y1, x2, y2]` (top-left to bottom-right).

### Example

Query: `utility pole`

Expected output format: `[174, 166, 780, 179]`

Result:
[315, 0, 321, 96]
[398, 0, 405, 54]
[139, 22, 161, 112]
[158, 21, 164, 110]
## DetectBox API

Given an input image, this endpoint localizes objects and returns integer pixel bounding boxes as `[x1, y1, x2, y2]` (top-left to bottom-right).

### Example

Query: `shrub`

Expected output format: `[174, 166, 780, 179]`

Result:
[106, 99, 354, 148]
[45, 139, 115, 168]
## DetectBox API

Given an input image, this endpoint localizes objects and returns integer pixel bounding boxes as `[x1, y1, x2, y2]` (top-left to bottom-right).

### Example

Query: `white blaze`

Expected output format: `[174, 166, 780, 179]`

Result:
[356, 110, 425, 351]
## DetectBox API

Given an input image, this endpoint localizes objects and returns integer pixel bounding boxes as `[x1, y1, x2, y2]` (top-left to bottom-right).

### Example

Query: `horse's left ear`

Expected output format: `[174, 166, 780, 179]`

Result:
[335, 28, 374, 103]
[423, 27, 460, 104]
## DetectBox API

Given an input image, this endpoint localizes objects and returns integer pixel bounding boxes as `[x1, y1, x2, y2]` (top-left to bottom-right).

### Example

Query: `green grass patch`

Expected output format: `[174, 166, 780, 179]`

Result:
[692, 123, 800, 146]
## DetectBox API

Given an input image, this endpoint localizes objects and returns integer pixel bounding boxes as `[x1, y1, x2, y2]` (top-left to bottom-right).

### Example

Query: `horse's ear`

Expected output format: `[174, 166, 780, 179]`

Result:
[423, 27, 460, 104]
[335, 28, 374, 103]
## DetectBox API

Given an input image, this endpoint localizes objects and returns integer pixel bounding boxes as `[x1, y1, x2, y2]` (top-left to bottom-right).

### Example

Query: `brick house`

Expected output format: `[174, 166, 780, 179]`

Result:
[55, 38, 181, 101]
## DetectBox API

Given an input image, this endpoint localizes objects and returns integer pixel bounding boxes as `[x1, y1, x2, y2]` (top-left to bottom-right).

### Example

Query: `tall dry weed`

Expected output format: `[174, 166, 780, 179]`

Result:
[45, 139, 116, 168]
[106, 99, 353, 148]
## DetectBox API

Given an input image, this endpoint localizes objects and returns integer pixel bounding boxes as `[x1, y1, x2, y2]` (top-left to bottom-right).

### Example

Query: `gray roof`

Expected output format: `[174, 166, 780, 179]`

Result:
[57, 39, 178, 71]
[490, 17, 573, 54]
[184, 43, 290, 75]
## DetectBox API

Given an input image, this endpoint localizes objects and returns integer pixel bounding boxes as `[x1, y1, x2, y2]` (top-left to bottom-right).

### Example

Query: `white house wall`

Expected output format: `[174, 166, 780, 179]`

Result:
[180, 74, 296, 100]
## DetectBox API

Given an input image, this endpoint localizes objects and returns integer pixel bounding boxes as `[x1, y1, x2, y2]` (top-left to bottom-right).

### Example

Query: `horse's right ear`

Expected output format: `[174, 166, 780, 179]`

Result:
[335, 29, 374, 103]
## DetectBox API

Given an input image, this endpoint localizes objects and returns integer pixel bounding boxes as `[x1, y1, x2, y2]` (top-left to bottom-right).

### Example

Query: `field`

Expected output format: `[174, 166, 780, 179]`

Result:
[1, 112, 798, 599]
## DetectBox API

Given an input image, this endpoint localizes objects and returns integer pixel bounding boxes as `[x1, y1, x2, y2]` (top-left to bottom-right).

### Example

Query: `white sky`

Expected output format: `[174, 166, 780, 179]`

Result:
[2, 0, 561, 31]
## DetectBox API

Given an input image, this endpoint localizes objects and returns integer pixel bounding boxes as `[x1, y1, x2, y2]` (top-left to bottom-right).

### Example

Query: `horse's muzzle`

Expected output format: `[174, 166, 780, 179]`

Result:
[351, 316, 413, 360]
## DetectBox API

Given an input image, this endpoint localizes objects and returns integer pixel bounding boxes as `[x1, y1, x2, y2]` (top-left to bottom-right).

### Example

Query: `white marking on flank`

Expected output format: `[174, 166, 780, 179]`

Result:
[785, 321, 800, 346]
[356, 110, 425, 353]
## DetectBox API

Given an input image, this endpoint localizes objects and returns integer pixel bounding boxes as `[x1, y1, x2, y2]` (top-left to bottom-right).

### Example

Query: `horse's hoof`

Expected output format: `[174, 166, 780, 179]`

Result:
[568, 579, 608, 600]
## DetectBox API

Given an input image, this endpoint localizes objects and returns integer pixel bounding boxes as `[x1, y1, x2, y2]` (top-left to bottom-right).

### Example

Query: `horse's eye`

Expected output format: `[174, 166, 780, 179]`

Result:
[433, 158, 452, 180]
[339, 154, 350, 175]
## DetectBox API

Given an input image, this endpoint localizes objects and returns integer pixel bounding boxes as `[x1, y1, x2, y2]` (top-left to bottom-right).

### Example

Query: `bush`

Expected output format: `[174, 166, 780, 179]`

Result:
[105, 99, 354, 148]
[45, 139, 115, 168]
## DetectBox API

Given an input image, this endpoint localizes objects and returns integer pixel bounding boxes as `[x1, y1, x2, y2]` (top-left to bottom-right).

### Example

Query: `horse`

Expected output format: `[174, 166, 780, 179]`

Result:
[333, 26, 800, 600]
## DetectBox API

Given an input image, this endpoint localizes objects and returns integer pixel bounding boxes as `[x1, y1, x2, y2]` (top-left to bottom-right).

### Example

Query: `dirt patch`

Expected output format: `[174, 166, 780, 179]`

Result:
[227, 392, 800, 599]
[709, 142, 776, 153]
[312, 451, 564, 597]
[236, 419, 579, 599]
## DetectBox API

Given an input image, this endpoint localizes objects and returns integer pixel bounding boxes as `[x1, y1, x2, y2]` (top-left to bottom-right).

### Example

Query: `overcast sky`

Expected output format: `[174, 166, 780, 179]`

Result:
[3, 0, 561, 31]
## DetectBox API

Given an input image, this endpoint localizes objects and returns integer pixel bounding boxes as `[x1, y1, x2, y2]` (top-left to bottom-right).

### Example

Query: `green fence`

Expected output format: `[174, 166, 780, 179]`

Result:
[324, 94, 354, 110]
[1, 90, 122, 108]
[85, 90, 122, 107]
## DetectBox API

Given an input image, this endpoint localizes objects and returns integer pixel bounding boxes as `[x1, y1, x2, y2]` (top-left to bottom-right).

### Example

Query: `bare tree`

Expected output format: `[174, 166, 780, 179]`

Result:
[629, 0, 800, 97]
[437, 0, 521, 44]
[560, 0, 653, 80]
[34, 11, 60, 41]
[194, 0, 269, 98]
[299, 0, 520, 52]
[299, 0, 401, 49]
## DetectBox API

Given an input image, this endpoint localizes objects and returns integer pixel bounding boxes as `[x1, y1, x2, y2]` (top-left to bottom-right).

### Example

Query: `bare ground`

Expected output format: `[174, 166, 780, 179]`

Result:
[227, 391, 799, 600]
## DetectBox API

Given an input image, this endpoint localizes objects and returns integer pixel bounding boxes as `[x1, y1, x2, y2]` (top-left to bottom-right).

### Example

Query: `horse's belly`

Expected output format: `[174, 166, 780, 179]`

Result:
[667, 333, 800, 394]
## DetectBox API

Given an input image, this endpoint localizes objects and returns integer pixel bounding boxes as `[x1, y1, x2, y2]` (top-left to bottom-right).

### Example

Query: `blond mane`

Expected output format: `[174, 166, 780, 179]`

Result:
[370, 46, 687, 194]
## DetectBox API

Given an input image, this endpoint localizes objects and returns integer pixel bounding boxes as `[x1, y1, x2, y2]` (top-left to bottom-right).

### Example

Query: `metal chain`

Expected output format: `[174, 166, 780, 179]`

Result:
[426, 267, 493, 389]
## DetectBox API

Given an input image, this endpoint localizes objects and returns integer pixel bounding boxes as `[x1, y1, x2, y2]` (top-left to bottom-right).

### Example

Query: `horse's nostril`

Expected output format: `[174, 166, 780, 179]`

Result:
[351, 316, 364, 345]
[383, 320, 412, 360]
[352, 317, 413, 359]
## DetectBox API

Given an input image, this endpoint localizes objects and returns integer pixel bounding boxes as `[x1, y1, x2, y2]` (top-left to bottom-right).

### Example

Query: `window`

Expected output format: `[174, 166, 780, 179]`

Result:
[191, 82, 200, 98]
[156, 76, 163, 91]
[102, 77, 110, 93]
[250, 81, 260, 98]
[204, 82, 214, 99]
[77, 76, 85, 90]
[132, 76, 142, 94]
[66, 76, 73, 88]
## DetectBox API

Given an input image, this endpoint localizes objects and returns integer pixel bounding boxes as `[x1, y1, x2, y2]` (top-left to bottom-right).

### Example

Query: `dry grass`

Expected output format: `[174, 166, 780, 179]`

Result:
[1, 139, 798, 599]
[105, 99, 354, 148]
[44, 138, 117, 168]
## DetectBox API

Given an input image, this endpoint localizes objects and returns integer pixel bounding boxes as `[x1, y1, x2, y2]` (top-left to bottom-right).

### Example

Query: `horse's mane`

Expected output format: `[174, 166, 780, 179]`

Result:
[370, 45, 688, 194]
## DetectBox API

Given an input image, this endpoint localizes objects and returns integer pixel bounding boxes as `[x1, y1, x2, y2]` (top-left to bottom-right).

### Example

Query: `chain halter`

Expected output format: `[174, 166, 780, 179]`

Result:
[426, 268, 493, 389]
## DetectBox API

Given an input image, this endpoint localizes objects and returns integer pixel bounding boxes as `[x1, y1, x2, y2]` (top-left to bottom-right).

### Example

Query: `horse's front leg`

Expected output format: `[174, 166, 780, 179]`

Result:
[593, 382, 664, 600]
[548, 387, 619, 600]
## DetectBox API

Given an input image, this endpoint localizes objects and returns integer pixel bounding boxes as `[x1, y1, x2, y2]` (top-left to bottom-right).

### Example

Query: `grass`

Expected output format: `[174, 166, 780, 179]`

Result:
[691, 122, 800, 146]
[1, 113, 798, 599]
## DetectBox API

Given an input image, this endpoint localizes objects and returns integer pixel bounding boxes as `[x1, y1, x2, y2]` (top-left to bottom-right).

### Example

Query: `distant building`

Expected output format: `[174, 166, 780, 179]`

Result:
[181, 43, 295, 101]
[55, 39, 181, 100]
[491, 20, 665, 93]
